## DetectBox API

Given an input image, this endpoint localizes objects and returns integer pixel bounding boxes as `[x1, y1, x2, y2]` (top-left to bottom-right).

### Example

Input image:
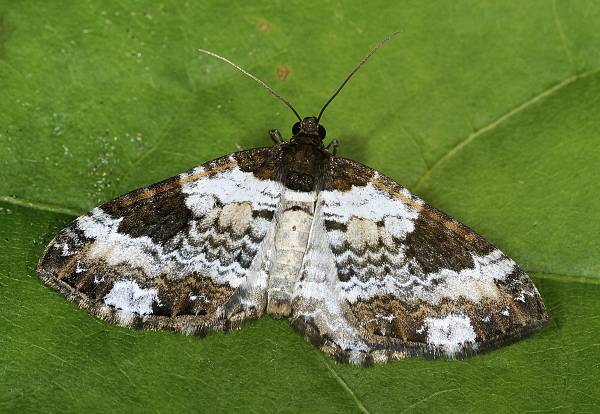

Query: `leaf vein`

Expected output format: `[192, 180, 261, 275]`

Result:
[398, 388, 458, 413]
[0, 196, 81, 217]
[551, 0, 576, 71]
[320, 356, 371, 414]
[413, 68, 600, 192]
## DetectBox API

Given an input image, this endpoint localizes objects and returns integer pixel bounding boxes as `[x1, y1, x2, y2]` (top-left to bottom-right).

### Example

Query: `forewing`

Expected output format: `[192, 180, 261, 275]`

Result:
[38, 148, 283, 334]
[294, 156, 547, 363]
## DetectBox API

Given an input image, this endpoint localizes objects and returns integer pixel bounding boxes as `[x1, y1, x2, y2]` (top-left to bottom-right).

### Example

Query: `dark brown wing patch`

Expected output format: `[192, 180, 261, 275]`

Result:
[404, 211, 494, 274]
[102, 186, 193, 244]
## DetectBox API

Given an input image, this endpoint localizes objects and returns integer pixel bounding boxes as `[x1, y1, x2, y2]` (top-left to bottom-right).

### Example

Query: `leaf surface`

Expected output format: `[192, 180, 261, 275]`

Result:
[1, 1, 599, 412]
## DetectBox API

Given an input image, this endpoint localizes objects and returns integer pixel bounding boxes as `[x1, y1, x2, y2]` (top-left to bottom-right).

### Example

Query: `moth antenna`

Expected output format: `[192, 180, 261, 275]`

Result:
[317, 31, 401, 123]
[198, 48, 303, 122]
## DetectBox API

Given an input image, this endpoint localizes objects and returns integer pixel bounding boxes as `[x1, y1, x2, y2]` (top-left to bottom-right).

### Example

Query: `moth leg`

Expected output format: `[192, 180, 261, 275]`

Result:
[326, 139, 339, 155]
[269, 129, 284, 144]
[235, 143, 244, 151]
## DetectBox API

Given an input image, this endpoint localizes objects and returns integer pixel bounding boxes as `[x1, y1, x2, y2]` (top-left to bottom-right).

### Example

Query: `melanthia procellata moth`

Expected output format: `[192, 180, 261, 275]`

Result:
[38, 33, 547, 364]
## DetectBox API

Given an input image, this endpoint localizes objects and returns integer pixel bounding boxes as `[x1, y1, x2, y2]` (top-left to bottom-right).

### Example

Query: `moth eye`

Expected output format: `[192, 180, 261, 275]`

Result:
[318, 125, 326, 139]
[292, 122, 301, 135]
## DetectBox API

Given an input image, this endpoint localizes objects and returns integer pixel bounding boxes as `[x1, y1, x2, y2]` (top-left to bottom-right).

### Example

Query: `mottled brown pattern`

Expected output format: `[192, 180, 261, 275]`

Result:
[314, 155, 547, 360]
[404, 212, 494, 274]
[152, 273, 235, 317]
[326, 158, 481, 245]
[40, 244, 148, 303]
[325, 157, 373, 191]
[102, 186, 193, 244]
[350, 279, 547, 354]
[40, 242, 232, 314]
[38, 227, 86, 280]
[38, 232, 245, 335]
[235, 147, 280, 180]
[41, 214, 250, 323]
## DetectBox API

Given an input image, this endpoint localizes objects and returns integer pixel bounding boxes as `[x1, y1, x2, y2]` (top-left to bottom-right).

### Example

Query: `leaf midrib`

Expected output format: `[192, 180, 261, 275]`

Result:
[0, 195, 81, 217]
[413, 67, 600, 192]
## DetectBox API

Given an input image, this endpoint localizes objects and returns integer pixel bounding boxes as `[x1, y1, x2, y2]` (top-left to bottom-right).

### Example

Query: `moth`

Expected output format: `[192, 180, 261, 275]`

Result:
[38, 33, 547, 364]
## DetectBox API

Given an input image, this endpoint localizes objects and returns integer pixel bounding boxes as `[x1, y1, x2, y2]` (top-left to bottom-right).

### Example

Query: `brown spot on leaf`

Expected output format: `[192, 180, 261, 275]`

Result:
[257, 19, 271, 32]
[276, 64, 290, 81]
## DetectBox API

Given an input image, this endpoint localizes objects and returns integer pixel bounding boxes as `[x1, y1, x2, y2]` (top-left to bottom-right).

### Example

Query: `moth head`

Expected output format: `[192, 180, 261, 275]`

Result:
[292, 116, 326, 140]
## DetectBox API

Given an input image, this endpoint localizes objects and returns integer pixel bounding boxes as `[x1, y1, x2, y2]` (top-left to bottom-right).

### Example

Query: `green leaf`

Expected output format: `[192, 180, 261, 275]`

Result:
[1, 1, 599, 412]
